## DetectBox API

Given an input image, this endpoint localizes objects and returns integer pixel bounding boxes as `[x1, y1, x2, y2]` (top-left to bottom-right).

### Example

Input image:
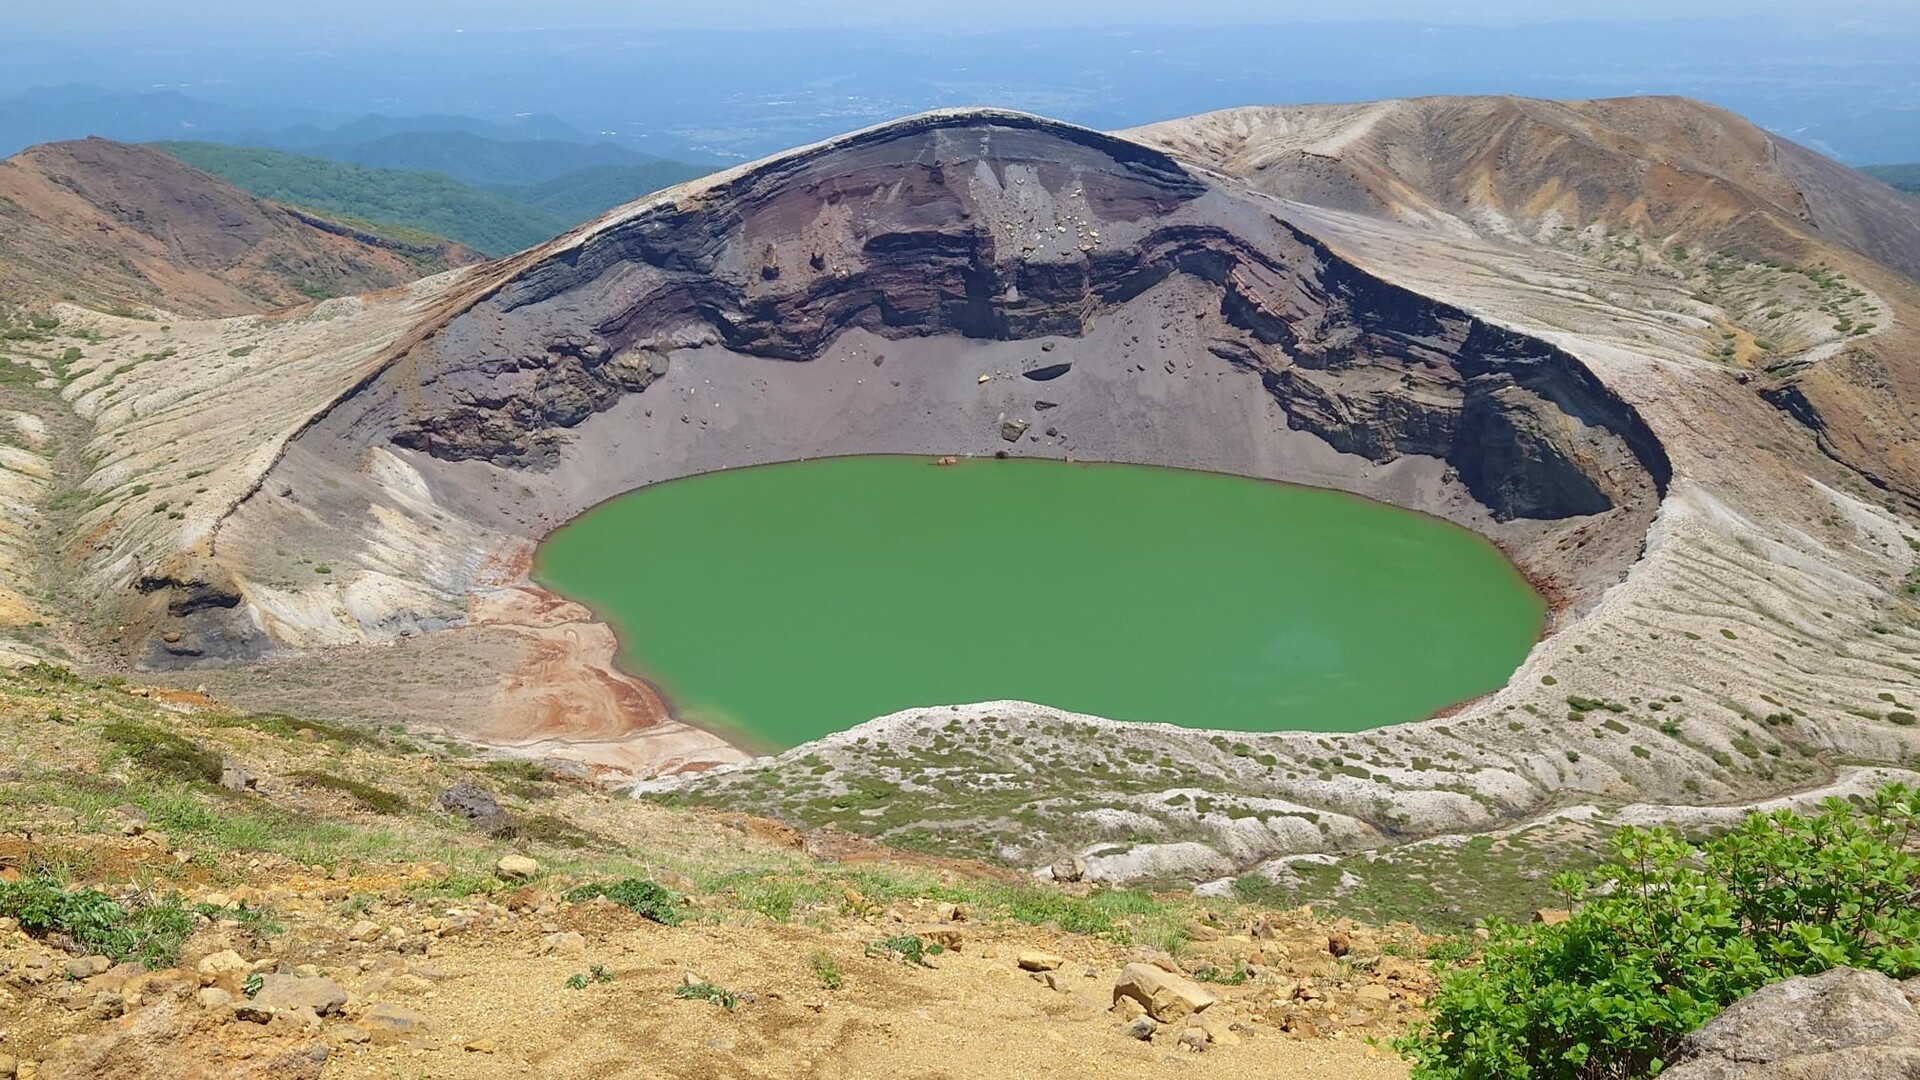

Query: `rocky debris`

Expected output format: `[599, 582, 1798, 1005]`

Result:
[250, 975, 348, 1017]
[495, 853, 540, 880]
[436, 783, 515, 837]
[1113, 963, 1217, 1024]
[63, 955, 110, 980]
[1017, 951, 1064, 972]
[1050, 856, 1086, 883]
[356, 1003, 430, 1044]
[1000, 418, 1030, 442]
[1661, 967, 1920, 1079]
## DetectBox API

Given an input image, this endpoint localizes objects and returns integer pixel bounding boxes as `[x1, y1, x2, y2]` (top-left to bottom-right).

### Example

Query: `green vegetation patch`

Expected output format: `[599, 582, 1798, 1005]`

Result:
[101, 720, 223, 786]
[0, 875, 198, 968]
[287, 769, 409, 814]
[562, 878, 683, 926]
[1400, 783, 1920, 1079]
[156, 141, 567, 256]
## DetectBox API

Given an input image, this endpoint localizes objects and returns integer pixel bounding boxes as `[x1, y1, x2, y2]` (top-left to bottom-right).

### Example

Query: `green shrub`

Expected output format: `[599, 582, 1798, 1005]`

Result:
[1398, 783, 1920, 1079]
[562, 878, 682, 926]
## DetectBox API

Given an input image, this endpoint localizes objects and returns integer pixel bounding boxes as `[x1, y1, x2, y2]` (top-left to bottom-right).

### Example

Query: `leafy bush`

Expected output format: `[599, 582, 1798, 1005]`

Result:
[562, 878, 683, 926]
[1399, 784, 1920, 1079]
[0, 876, 198, 968]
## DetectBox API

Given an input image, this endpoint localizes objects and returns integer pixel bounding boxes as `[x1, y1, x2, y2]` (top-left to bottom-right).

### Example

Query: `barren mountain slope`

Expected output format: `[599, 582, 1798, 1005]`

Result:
[1125, 95, 1920, 506]
[10, 104, 1920, 884]
[0, 138, 478, 316]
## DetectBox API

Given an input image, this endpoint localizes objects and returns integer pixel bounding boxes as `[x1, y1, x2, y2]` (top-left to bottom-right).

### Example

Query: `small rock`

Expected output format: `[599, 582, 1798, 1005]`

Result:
[1177, 1026, 1209, 1052]
[1327, 932, 1352, 957]
[541, 931, 587, 958]
[1356, 984, 1393, 1004]
[1124, 1017, 1157, 1041]
[1050, 856, 1087, 883]
[464, 1038, 496, 1054]
[198, 987, 234, 1010]
[347, 920, 380, 942]
[251, 975, 349, 1017]
[1018, 951, 1064, 972]
[1000, 418, 1030, 442]
[0, 1054, 15, 1079]
[495, 854, 539, 880]
[1532, 909, 1572, 926]
[64, 956, 110, 980]
[218, 758, 258, 792]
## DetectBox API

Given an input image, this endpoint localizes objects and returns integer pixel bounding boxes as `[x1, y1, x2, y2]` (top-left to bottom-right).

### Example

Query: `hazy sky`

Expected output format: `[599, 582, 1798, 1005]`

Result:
[16, 0, 1919, 33]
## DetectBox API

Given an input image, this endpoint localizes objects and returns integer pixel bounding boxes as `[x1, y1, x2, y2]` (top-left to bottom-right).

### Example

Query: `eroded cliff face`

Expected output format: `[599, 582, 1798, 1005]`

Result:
[333, 113, 1664, 528]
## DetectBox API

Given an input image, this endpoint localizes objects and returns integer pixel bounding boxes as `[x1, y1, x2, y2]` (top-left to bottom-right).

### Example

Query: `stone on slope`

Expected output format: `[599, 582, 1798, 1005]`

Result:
[1112, 963, 1217, 1024]
[495, 853, 539, 880]
[1661, 967, 1920, 1080]
[436, 783, 515, 837]
[1017, 951, 1064, 972]
[250, 974, 349, 1017]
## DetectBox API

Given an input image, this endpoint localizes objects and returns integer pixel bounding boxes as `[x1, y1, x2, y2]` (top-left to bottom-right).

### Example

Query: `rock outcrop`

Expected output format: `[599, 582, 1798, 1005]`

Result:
[1662, 968, 1920, 1079]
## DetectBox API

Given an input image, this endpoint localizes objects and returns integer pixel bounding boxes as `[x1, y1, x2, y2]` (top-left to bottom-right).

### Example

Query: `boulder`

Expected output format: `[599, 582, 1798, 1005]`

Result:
[1050, 856, 1086, 883]
[495, 854, 540, 880]
[436, 783, 515, 837]
[196, 949, 250, 977]
[1113, 963, 1217, 1024]
[1017, 951, 1064, 972]
[1661, 967, 1920, 1080]
[251, 974, 349, 1017]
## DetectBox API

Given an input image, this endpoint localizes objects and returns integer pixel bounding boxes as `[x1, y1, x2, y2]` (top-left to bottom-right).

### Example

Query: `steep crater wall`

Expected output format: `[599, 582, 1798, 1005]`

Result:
[156, 114, 1671, 687]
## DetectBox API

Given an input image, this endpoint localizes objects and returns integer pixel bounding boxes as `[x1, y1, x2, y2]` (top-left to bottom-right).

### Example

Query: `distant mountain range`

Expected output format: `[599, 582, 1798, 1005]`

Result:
[156, 142, 710, 257]
[1863, 164, 1920, 196]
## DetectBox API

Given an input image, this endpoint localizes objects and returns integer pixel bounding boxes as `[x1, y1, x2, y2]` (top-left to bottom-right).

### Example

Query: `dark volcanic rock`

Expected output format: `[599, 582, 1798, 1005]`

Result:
[346, 111, 1664, 523]
[437, 783, 515, 838]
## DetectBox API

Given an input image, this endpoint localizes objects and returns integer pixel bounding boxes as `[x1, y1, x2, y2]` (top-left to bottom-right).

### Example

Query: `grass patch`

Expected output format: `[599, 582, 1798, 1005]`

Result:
[287, 769, 409, 814]
[101, 720, 223, 786]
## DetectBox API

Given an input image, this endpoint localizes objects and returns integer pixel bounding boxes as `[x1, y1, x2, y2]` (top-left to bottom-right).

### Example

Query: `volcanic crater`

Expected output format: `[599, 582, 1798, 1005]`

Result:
[26, 102, 1920, 881]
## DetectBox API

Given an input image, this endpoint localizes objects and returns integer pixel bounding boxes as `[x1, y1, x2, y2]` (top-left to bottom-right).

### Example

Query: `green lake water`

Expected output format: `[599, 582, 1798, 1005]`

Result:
[532, 456, 1545, 752]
